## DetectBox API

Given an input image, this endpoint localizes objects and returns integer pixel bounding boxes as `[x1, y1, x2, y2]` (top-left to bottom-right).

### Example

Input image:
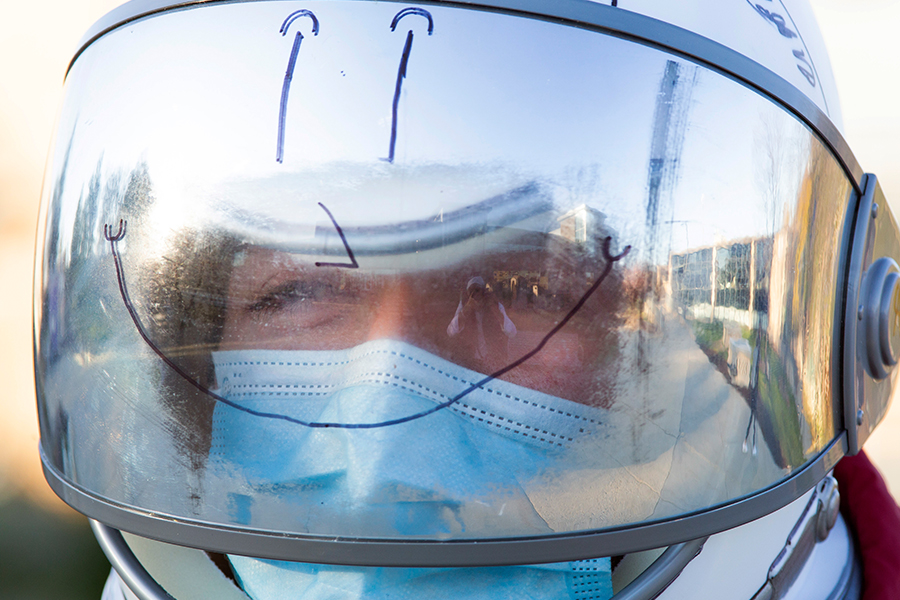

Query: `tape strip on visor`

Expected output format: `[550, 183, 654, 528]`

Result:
[34, 0, 900, 565]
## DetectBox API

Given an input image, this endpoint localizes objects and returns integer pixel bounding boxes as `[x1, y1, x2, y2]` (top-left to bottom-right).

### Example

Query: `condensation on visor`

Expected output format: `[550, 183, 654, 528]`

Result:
[34, 0, 867, 558]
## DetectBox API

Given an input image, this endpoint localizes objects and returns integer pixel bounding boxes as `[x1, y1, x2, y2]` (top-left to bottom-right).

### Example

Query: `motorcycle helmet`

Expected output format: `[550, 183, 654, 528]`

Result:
[34, 0, 900, 598]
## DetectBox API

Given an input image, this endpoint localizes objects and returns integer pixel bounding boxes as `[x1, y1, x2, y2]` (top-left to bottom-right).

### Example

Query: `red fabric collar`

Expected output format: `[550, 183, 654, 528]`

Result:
[834, 451, 900, 600]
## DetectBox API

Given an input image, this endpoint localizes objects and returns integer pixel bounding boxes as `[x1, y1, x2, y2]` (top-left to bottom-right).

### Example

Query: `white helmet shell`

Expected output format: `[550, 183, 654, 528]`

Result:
[36, 0, 900, 598]
[617, 0, 842, 130]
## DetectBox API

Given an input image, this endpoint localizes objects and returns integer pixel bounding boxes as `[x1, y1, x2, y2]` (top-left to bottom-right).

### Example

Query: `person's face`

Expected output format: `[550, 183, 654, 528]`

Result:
[219, 245, 620, 407]
[220, 247, 416, 351]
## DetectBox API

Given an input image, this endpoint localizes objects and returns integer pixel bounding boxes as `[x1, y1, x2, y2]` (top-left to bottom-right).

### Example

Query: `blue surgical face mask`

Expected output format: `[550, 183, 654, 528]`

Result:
[227, 554, 612, 600]
[206, 339, 612, 600]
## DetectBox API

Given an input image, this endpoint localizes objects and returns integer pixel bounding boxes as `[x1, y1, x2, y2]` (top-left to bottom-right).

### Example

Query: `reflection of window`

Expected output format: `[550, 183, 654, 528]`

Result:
[675, 248, 713, 307]
[753, 239, 772, 314]
[574, 214, 586, 242]
[670, 237, 774, 318]
[716, 243, 750, 310]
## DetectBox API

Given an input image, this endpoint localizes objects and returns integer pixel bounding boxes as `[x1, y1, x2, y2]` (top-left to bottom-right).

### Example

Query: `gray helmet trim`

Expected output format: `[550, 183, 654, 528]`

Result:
[91, 520, 176, 600]
[92, 518, 705, 600]
[47, 0, 873, 568]
[68, 0, 865, 191]
[43, 438, 844, 566]
[843, 175, 900, 455]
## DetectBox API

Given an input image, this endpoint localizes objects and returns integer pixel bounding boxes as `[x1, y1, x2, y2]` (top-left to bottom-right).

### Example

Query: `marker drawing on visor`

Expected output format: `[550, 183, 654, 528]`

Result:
[104, 218, 630, 429]
[275, 9, 319, 164]
[313, 202, 358, 269]
[384, 7, 434, 163]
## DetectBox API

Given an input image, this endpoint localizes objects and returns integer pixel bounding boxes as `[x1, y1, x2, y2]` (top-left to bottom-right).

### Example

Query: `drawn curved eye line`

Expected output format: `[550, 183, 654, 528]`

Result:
[274, 7, 435, 164]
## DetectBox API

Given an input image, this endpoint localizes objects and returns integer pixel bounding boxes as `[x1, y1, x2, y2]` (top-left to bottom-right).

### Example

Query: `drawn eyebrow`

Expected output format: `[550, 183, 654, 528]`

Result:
[276, 9, 319, 164]
[384, 7, 434, 163]
[390, 7, 434, 33]
[280, 8, 319, 35]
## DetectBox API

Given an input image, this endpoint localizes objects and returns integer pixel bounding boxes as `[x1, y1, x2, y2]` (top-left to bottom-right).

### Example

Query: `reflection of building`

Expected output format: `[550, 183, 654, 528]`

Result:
[552, 204, 606, 246]
[667, 237, 773, 330]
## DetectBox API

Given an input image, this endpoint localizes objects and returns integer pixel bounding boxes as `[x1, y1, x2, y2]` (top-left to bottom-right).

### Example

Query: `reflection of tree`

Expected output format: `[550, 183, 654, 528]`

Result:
[78, 163, 240, 477]
[756, 336, 805, 468]
[40, 132, 75, 363]
[37, 131, 76, 468]
[56, 160, 157, 364]
[749, 132, 850, 466]
[63, 162, 146, 355]
[783, 140, 851, 454]
[754, 108, 807, 239]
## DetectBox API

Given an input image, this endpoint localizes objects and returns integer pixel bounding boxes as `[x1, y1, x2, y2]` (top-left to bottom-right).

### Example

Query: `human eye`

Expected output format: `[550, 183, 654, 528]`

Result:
[246, 280, 327, 316]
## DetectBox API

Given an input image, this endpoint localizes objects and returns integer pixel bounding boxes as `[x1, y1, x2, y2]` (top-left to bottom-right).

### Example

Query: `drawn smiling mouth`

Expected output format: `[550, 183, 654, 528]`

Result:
[103, 216, 630, 429]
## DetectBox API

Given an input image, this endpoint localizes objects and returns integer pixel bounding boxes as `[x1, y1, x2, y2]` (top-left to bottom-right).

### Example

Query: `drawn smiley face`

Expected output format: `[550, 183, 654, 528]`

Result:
[277, 7, 434, 164]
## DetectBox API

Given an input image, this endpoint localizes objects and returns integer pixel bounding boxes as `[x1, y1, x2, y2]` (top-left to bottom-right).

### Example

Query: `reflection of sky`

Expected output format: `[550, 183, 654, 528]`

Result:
[50, 0, 824, 269]
[666, 80, 810, 257]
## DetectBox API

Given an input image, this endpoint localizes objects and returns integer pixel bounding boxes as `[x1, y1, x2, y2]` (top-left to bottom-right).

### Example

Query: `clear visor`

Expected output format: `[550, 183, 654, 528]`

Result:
[36, 0, 865, 561]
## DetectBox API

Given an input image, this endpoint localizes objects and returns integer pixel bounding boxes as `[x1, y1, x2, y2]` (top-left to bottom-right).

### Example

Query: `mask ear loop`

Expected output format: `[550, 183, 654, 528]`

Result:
[103, 219, 630, 428]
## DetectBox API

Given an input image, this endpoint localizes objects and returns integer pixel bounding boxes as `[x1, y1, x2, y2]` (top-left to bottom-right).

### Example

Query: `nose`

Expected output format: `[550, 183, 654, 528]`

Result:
[366, 277, 411, 341]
